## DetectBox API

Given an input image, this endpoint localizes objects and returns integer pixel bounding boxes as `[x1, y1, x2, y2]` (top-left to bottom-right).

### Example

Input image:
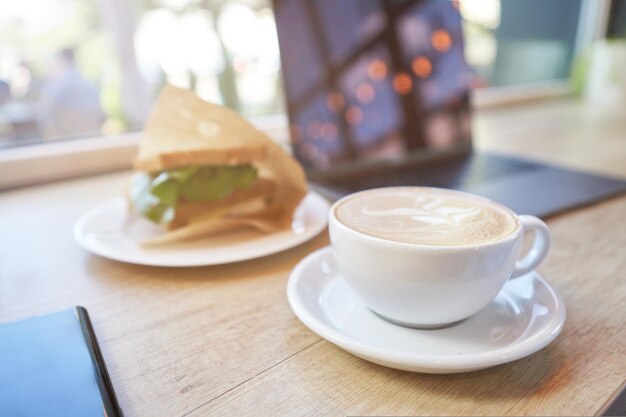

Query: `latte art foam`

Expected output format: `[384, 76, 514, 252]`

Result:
[335, 188, 518, 246]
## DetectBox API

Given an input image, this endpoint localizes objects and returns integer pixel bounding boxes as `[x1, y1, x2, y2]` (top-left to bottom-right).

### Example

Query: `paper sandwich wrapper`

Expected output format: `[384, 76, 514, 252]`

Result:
[131, 84, 308, 246]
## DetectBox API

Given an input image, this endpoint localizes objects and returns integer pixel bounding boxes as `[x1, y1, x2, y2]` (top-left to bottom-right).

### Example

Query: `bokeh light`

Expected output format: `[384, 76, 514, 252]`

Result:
[412, 56, 432, 78]
[431, 29, 452, 53]
[355, 82, 375, 103]
[345, 106, 364, 125]
[392, 72, 413, 95]
[326, 92, 345, 112]
[367, 59, 388, 80]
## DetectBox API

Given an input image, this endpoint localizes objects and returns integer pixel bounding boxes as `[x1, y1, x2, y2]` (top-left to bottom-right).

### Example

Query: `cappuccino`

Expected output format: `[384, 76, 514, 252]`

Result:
[335, 187, 518, 246]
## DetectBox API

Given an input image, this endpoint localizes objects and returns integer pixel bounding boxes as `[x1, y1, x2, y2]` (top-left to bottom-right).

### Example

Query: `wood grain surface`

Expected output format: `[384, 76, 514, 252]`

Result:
[1, 98, 625, 416]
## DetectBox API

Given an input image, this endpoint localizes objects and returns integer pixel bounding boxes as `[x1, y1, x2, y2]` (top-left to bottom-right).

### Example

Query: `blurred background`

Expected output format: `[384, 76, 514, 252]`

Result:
[0, 0, 624, 148]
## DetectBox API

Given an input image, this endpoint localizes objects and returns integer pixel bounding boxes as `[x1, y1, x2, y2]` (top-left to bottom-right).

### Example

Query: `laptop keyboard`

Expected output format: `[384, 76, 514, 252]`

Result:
[332, 153, 544, 191]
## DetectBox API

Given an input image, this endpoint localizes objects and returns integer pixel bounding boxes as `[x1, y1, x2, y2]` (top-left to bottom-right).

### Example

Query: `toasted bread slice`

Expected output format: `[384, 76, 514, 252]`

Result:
[135, 85, 269, 172]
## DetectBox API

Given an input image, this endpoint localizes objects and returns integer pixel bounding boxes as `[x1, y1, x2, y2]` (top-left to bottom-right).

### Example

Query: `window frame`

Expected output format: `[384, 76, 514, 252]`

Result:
[0, 133, 140, 190]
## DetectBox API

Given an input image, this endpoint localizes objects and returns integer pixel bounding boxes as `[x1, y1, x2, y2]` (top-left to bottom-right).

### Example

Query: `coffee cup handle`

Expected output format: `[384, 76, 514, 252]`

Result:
[510, 215, 551, 278]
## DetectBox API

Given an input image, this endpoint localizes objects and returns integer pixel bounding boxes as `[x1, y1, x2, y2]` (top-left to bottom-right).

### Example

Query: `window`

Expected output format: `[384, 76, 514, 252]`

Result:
[461, 0, 583, 86]
[0, 0, 280, 150]
[0, 0, 609, 152]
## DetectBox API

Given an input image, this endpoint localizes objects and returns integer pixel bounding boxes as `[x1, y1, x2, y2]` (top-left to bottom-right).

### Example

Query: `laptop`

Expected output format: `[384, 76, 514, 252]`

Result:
[273, 0, 626, 217]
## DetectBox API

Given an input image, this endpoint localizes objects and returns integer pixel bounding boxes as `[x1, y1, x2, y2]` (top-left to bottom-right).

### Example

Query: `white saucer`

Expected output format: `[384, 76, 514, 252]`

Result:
[287, 246, 566, 374]
[74, 191, 329, 267]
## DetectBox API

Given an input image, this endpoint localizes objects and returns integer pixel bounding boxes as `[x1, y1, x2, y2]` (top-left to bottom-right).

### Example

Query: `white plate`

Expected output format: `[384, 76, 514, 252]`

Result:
[287, 246, 566, 374]
[74, 191, 329, 267]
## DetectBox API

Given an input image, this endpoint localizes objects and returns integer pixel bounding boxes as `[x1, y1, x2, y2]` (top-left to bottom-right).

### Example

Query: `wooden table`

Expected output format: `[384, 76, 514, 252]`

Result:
[1, 98, 625, 416]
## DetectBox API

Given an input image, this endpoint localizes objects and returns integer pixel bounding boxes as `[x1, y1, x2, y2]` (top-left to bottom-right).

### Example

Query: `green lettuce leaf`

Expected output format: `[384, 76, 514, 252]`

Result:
[180, 165, 257, 202]
[150, 173, 180, 206]
[130, 164, 258, 225]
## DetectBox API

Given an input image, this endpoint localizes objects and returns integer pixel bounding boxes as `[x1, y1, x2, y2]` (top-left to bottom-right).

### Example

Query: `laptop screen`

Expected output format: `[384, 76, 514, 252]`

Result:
[274, 0, 473, 171]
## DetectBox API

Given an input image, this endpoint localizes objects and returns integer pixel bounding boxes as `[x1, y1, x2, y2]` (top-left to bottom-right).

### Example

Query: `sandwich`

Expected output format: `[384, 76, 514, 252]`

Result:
[128, 84, 308, 245]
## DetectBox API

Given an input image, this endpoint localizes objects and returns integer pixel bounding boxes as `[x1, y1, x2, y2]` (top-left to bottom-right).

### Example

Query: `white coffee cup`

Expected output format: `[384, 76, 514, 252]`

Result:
[328, 187, 551, 328]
